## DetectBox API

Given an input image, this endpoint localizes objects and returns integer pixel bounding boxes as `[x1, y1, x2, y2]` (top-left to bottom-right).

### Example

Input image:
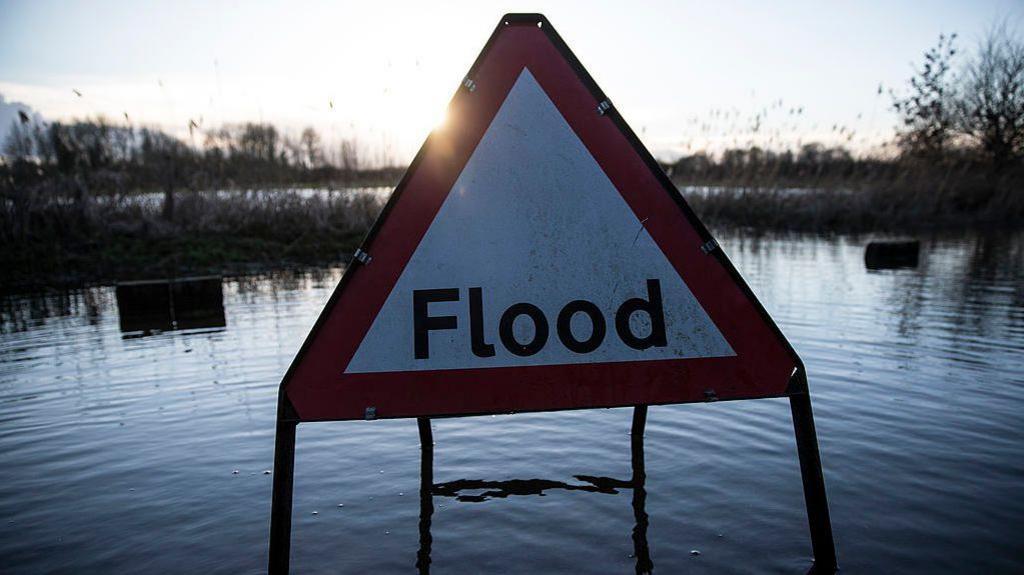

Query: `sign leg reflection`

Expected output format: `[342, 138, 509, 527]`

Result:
[417, 418, 434, 574]
[631, 406, 653, 574]
[414, 410, 653, 573]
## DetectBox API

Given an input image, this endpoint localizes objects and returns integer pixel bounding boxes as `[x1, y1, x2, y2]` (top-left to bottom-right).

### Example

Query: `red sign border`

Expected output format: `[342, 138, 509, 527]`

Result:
[269, 16, 835, 574]
[278, 13, 805, 423]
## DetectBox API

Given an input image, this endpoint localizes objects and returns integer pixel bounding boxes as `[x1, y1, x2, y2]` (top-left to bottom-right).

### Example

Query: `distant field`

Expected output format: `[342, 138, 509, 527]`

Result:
[1, 187, 386, 292]
[3, 178, 1022, 293]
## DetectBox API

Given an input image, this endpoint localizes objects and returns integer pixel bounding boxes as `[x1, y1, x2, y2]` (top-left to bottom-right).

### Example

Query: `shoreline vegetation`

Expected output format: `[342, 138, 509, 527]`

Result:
[3, 28, 1023, 293]
[2, 170, 1020, 293]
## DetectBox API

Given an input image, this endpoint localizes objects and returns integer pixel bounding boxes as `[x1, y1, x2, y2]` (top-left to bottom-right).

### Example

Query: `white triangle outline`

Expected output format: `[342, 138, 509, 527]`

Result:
[346, 68, 735, 374]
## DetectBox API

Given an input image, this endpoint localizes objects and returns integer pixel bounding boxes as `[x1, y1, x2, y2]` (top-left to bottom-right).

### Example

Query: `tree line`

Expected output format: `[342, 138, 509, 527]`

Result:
[892, 25, 1024, 170]
[1, 119, 401, 219]
[3, 25, 1022, 205]
[666, 25, 1023, 185]
[663, 143, 896, 185]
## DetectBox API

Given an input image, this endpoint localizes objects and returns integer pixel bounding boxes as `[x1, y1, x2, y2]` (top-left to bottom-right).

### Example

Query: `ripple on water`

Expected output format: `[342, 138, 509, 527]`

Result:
[1, 232, 1023, 573]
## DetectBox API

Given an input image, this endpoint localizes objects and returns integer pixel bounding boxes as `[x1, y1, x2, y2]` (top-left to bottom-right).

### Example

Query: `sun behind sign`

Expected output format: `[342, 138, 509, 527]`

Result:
[269, 14, 835, 575]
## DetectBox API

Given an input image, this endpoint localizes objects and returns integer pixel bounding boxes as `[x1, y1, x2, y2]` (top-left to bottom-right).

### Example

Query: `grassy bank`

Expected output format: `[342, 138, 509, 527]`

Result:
[665, 145, 1024, 232]
[677, 169, 1024, 233]
[1, 189, 384, 291]
[3, 174, 1023, 293]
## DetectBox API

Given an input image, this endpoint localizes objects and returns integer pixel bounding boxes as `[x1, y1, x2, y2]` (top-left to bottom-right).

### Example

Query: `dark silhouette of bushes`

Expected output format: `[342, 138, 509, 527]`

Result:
[665, 25, 1024, 231]
[0, 119, 397, 290]
[1, 118, 401, 199]
[0, 187, 386, 291]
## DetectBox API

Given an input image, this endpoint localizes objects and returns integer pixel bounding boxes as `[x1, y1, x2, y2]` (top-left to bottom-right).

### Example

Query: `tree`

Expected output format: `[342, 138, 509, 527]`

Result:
[954, 23, 1024, 170]
[238, 123, 279, 163]
[3, 119, 34, 159]
[299, 127, 322, 169]
[338, 138, 360, 172]
[141, 128, 191, 220]
[892, 33, 958, 159]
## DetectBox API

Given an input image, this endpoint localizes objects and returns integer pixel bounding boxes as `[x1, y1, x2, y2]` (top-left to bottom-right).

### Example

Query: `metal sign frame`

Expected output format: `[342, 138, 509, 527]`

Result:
[268, 13, 835, 573]
[414, 407, 652, 574]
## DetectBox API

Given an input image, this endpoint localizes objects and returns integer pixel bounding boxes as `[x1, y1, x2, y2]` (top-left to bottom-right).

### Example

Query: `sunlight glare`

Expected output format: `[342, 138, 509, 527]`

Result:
[433, 107, 449, 132]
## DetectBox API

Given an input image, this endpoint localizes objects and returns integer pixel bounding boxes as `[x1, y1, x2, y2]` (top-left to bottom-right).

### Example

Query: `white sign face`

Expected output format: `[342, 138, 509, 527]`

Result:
[345, 69, 734, 374]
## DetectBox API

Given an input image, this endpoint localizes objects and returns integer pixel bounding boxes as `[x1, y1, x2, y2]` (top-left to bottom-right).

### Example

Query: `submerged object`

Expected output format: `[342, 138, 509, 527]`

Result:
[115, 275, 225, 336]
[864, 240, 920, 270]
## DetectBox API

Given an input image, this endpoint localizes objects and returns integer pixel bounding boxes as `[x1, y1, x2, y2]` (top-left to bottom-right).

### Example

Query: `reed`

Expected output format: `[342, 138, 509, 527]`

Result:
[672, 155, 1024, 232]
[0, 188, 386, 291]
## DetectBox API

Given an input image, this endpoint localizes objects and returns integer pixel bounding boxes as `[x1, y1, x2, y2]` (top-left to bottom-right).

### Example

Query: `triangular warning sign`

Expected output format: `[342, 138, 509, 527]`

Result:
[281, 14, 800, 422]
[347, 69, 735, 374]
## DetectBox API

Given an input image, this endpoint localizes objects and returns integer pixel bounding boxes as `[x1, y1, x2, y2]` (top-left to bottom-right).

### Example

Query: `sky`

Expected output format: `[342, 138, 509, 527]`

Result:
[1, 0, 1021, 163]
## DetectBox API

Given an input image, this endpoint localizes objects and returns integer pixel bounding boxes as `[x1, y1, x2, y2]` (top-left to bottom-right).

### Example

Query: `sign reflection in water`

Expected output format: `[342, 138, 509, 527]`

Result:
[416, 407, 653, 574]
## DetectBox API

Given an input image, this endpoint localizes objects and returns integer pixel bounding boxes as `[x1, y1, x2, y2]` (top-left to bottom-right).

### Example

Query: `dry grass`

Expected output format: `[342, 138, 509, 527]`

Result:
[1, 188, 385, 291]
[3, 161, 1023, 292]
[678, 165, 1024, 233]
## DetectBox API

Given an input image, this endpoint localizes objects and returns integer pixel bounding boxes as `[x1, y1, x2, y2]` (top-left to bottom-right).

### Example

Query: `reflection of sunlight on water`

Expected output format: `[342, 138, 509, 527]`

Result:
[0, 232, 1023, 573]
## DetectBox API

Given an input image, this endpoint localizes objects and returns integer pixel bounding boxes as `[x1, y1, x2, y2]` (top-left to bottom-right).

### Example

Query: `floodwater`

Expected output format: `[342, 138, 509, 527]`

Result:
[1, 231, 1022, 574]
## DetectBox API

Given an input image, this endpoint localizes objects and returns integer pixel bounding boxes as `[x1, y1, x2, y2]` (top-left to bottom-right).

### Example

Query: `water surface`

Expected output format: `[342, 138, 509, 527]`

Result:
[1, 231, 1022, 573]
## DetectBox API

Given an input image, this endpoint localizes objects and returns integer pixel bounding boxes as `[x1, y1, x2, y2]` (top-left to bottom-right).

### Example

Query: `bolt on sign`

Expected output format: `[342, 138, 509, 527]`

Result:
[269, 13, 836, 574]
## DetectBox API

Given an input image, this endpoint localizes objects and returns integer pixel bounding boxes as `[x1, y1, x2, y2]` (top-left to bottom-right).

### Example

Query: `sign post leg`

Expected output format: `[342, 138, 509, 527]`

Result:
[416, 418, 434, 574]
[789, 372, 837, 573]
[268, 415, 297, 575]
[631, 405, 647, 437]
